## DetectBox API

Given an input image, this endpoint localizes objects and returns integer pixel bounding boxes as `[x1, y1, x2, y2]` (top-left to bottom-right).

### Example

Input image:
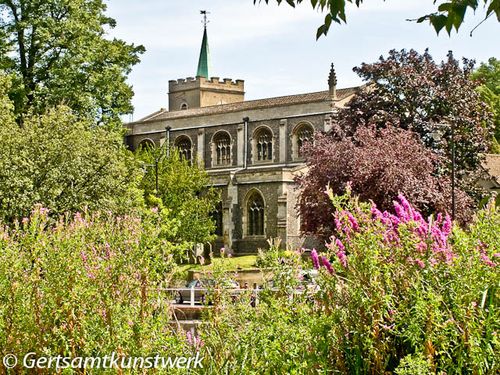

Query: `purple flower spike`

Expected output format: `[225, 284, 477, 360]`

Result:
[442, 214, 452, 236]
[335, 238, 345, 252]
[320, 256, 335, 274]
[310, 248, 320, 270]
[337, 251, 347, 268]
[346, 212, 359, 231]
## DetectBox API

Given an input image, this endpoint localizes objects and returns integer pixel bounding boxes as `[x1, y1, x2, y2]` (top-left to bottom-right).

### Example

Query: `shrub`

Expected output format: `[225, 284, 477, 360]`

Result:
[0, 206, 191, 367]
[198, 190, 499, 374]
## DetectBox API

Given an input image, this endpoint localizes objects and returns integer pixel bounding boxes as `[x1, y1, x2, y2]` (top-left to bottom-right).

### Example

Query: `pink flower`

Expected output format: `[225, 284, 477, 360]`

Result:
[320, 256, 334, 274]
[442, 214, 452, 236]
[346, 212, 359, 231]
[310, 249, 320, 270]
[186, 330, 193, 345]
[151, 207, 158, 213]
[335, 238, 345, 252]
[480, 253, 495, 267]
[393, 202, 408, 222]
[414, 259, 425, 268]
[334, 217, 342, 232]
[398, 194, 413, 215]
[336, 250, 348, 268]
[22, 217, 29, 225]
[371, 204, 383, 220]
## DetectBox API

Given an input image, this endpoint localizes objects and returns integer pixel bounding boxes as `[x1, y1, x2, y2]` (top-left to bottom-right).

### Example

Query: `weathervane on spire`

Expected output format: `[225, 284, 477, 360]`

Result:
[200, 10, 210, 28]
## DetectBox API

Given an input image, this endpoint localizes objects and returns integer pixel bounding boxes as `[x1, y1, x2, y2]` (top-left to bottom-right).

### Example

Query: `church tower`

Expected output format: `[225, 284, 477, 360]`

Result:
[168, 11, 245, 112]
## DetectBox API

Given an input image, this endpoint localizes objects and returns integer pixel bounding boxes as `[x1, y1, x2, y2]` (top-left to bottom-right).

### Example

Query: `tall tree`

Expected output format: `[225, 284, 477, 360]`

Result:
[297, 126, 472, 239]
[334, 49, 493, 197]
[472, 57, 500, 153]
[256, 0, 500, 38]
[0, 83, 142, 222]
[0, 0, 144, 128]
[136, 147, 219, 247]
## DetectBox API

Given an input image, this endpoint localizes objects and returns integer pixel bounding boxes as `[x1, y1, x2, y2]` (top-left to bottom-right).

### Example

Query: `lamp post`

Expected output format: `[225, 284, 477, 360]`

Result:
[165, 126, 171, 157]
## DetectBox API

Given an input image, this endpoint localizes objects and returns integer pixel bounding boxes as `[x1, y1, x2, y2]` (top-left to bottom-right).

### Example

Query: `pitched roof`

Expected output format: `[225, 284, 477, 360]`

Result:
[133, 86, 360, 124]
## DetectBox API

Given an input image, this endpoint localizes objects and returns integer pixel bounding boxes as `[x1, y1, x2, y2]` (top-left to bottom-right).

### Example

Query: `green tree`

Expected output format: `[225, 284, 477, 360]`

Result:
[473, 57, 500, 153]
[0, 87, 142, 222]
[0, 0, 144, 128]
[137, 147, 219, 249]
[256, 0, 500, 38]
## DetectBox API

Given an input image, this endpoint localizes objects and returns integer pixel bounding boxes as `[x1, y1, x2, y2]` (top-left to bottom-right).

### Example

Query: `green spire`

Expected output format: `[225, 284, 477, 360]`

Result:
[196, 26, 210, 78]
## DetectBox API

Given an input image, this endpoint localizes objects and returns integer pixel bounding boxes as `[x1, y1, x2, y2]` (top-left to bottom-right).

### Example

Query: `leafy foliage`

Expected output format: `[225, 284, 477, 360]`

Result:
[0, 0, 144, 128]
[197, 191, 500, 373]
[297, 126, 472, 239]
[137, 147, 219, 248]
[255, 0, 500, 38]
[473, 57, 500, 153]
[338, 49, 493, 197]
[0, 207, 191, 362]
[0, 96, 141, 222]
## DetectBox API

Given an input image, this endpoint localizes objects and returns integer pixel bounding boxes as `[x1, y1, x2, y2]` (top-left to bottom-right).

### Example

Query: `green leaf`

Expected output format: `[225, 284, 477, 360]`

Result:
[430, 14, 449, 34]
[487, 0, 500, 21]
[316, 24, 327, 39]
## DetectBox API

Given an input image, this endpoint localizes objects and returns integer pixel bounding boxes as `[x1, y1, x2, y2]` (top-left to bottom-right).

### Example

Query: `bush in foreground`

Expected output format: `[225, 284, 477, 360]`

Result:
[0, 207, 192, 370]
[199, 191, 499, 374]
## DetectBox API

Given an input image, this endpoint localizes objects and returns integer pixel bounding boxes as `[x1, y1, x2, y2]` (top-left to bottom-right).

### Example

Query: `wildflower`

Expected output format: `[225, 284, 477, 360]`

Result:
[442, 214, 452, 236]
[346, 211, 359, 231]
[22, 217, 29, 225]
[397, 194, 413, 215]
[335, 238, 345, 252]
[310, 249, 320, 270]
[334, 217, 342, 232]
[480, 253, 495, 267]
[370, 203, 383, 220]
[151, 207, 158, 213]
[416, 242, 427, 253]
[393, 202, 408, 222]
[414, 259, 425, 268]
[336, 250, 347, 268]
[320, 256, 334, 274]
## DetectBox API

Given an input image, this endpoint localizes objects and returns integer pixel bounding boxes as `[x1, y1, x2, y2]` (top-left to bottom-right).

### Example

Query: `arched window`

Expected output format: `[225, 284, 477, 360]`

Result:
[211, 201, 223, 236]
[175, 136, 192, 161]
[180, 103, 188, 110]
[247, 192, 265, 236]
[138, 139, 155, 150]
[213, 131, 232, 166]
[255, 128, 273, 162]
[294, 123, 314, 158]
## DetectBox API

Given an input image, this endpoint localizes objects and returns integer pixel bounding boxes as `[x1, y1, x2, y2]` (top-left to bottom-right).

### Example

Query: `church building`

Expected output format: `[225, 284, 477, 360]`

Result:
[125, 21, 361, 253]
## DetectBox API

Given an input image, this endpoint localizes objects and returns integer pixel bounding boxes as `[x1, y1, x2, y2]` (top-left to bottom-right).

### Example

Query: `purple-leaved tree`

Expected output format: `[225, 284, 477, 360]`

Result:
[297, 126, 472, 239]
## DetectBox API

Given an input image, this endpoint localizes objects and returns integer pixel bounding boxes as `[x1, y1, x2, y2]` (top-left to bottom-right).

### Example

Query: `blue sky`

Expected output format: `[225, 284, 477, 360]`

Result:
[105, 0, 499, 120]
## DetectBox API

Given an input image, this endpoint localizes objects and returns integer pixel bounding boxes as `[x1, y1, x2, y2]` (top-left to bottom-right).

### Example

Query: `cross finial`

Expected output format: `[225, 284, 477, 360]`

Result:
[328, 63, 337, 99]
[200, 10, 210, 28]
